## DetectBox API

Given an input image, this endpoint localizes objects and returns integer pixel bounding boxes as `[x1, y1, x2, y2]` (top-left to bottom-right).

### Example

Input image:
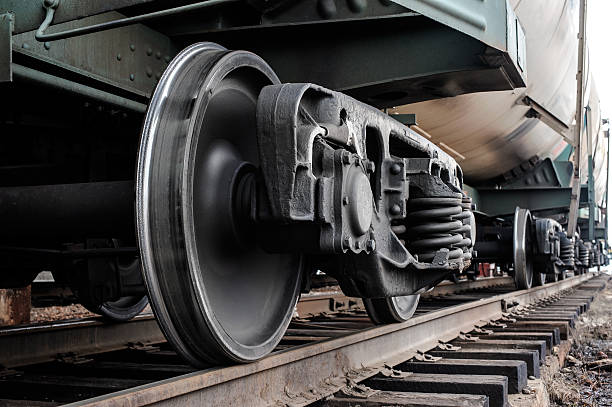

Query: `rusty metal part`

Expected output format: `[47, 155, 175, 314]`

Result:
[0, 286, 30, 326]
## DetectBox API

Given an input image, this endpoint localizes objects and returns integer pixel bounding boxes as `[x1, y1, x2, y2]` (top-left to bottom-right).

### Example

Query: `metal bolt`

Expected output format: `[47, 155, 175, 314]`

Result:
[438, 260, 445, 265]
[146, 67, 153, 78]
[366, 239, 376, 252]
[156, 52, 162, 60]
[343, 237, 353, 250]
[343, 196, 350, 206]
[155, 72, 161, 80]
[341, 150, 352, 164]
[116, 54, 122, 61]
[129, 73, 135, 81]
[44, 42, 51, 50]
[317, 0, 337, 18]
[164, 55, 171, 63]
[390, 204, 401, 216]
[365, 161, 375, 173]
[147, 48, 153, 56]
[130, 44, 136, 51]
[21, 43, 30, 49]
[390, 163, 402, 175]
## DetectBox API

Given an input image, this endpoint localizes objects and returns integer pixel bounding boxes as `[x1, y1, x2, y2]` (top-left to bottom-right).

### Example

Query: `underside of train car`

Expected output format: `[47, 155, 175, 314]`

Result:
[0, 0, 608, 366]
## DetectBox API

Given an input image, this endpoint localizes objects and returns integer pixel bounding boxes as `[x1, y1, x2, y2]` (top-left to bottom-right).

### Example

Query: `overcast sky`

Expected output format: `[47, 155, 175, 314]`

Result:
[588, 1, 611, 117]
[589, 1, 612, 243]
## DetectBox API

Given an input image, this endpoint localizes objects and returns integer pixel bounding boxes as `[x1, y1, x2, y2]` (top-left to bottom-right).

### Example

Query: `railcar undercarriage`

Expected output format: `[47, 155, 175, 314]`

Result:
[0, 42, 478, 365]
[0, 0, 608, 368]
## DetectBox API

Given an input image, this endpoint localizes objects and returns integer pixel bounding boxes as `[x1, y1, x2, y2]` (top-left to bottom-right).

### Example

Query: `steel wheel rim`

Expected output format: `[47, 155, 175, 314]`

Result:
[513, 208, 534, 289]
[137, 43, 302, 365]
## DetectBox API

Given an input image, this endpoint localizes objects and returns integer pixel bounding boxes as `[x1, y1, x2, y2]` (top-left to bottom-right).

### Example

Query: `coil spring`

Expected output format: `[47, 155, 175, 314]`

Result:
[578, 241, 590, 266]
[559, 233, 575, 267]
[394, 193, 471, 263]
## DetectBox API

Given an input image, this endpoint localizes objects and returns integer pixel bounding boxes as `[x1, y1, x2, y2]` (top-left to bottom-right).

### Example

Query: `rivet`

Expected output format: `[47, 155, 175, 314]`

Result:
[146, 67, 153, 77]
[341, 150, 352, 164]
[164, 55, 171, 63]
[343, 196, 350, 206]
[155, 71, 161, 80]
[146, 48, 153, 56]
[44, 42, 51, 50]
[366, 161, 375, 173]
[343, 236, 353, 249]
[116, 54, 122, 61]
[129, 73, 135, 81]
[317, 0, 337, 19]
[129, 44, 135, 51]
[366, 239, 376, 252]
[390, 163, 402, 175]
[156, 52, 162, 60]
[390, 204, 401, 216]
[347, 0, 367, 13]
[21, 43, 30, 49]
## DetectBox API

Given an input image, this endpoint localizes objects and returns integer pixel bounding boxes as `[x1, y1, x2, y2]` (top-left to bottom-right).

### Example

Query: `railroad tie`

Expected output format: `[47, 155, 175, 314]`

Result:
[323, 391, 490, 407]
[364, 373, 507, 407]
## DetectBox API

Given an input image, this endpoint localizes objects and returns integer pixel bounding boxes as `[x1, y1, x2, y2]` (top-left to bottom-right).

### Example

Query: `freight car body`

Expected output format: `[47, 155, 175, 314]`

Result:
[0, 0, 606, 366]
[391, 0, 609, 277]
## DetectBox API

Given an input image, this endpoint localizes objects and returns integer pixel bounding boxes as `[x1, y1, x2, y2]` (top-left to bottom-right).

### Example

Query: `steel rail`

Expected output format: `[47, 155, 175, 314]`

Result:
[0, 313, 164, 368]
[65, 272, 595, 407]
[0, 276, 513, 369]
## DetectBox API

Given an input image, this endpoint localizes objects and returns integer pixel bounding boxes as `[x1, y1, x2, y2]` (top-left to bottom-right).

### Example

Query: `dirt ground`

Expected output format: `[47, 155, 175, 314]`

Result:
[547, 276, 612, 406]
[30, 304, 96, 322]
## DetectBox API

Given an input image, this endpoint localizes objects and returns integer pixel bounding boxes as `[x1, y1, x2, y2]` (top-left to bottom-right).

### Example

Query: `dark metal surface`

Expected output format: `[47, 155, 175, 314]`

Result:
[0, 12, 11, 81]
[2, 0, 156, 34]
[35, 0, 238, 42]
[12, 64, 147, 112]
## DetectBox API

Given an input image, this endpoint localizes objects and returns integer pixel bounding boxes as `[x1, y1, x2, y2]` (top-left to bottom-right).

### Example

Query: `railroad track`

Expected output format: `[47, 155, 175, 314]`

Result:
[0, 273, 607, 407]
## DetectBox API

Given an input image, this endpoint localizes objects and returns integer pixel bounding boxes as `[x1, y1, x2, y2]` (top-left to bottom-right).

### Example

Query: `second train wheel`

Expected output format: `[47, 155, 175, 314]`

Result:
[363, 295, 420, 324]
[136, 43, 303, 366]
[513, 208, 534, 290]
[532, 270, 547, 287]
[84, 296, 149, 321]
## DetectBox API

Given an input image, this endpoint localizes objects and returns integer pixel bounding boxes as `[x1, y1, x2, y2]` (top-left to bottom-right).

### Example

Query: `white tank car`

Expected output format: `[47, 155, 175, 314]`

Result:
[392, 0, 607, 205]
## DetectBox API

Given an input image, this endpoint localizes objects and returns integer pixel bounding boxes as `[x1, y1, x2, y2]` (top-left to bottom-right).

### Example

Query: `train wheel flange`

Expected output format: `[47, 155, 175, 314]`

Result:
[513, 208, 534, 290]
[137, 43, 302, 365]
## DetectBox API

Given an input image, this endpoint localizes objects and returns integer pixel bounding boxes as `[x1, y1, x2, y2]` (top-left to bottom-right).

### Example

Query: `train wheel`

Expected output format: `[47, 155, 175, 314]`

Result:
[136, 43, 303, 365]
[513, 208, 534, 289]
[84, 296, 149, 321]
[533, 270, 547, 286]
[363, 295, 420, 324]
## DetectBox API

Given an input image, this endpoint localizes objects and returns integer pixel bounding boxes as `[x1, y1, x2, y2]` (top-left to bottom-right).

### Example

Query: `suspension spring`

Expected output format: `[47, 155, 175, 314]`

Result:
[559, 232, 575, 267]
[578, 240, 590, 266]
[395, 193, 471, 263]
